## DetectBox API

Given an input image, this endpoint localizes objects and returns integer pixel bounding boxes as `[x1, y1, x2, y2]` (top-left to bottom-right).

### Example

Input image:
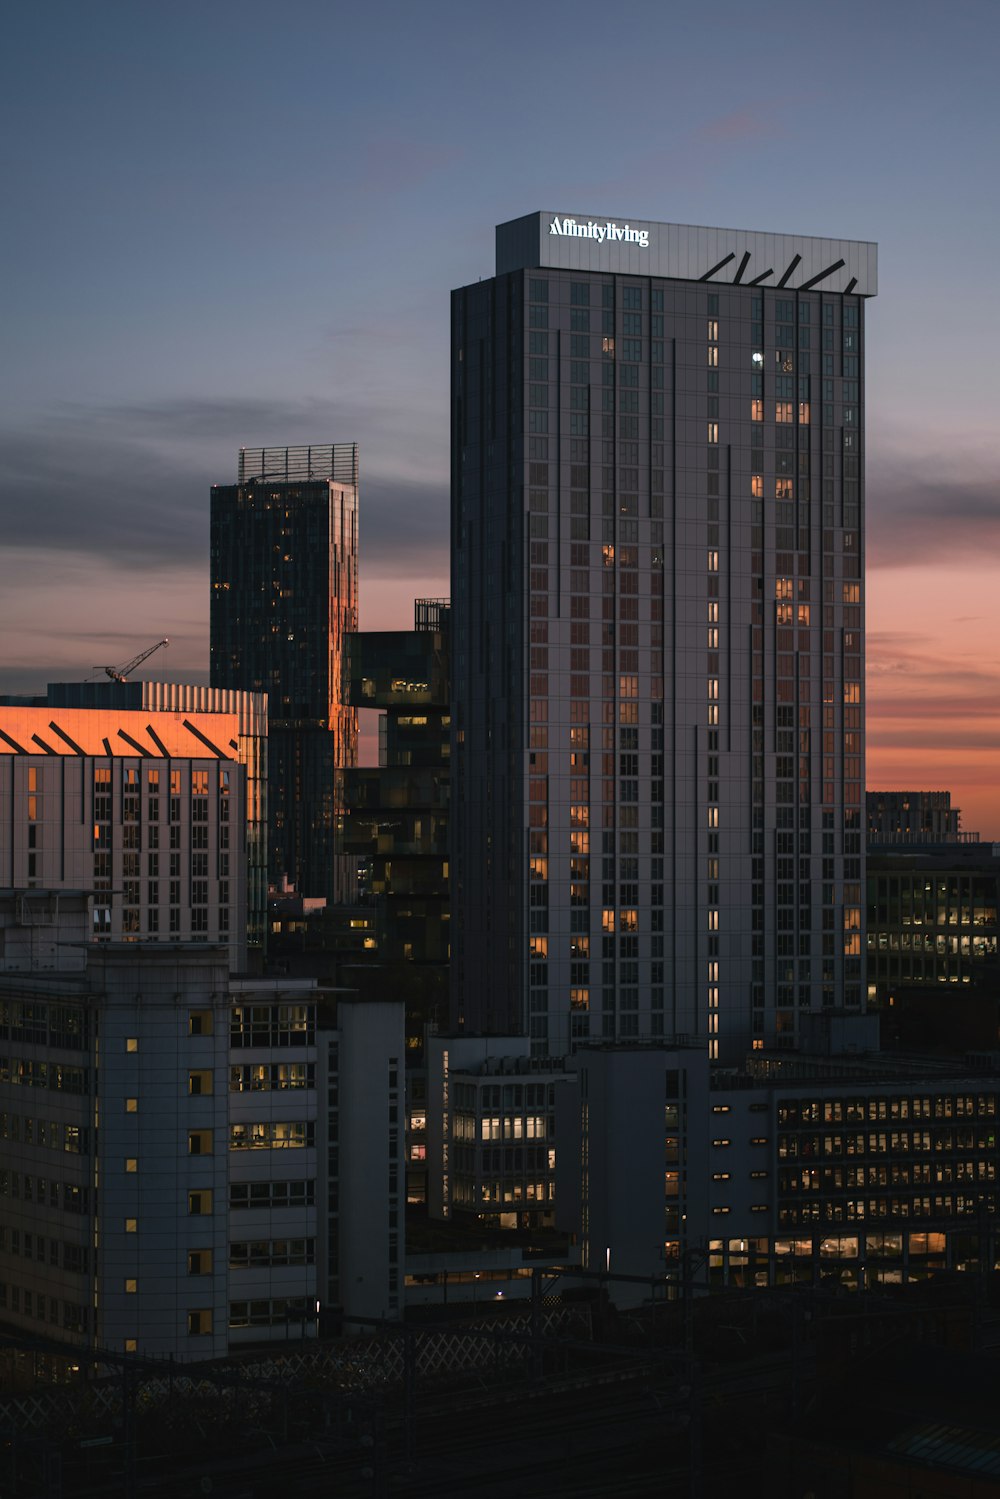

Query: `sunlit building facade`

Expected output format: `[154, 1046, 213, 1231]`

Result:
[0, 689, 265, 969]
[211, 444, 359, 904]
[451, 213, 876, 1061]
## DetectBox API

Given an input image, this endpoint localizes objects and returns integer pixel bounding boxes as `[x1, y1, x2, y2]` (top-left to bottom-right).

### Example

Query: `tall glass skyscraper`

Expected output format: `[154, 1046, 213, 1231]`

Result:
[451, 213, 876, 1061]
[211, 444, 358, 904]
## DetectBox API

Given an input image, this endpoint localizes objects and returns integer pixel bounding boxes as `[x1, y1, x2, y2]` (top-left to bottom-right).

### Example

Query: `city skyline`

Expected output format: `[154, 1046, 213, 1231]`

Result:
[2, 0, 998, 834]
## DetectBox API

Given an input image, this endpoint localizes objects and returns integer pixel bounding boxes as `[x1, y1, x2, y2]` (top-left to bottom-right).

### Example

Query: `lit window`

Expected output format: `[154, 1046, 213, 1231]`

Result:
[125, 1098, 138, 1114]
[126, 1038, 138, 1053]
[125, 1279, 137, 1294]
[125, 1218, 137, 1233]
[125, 1158, 138, 1174]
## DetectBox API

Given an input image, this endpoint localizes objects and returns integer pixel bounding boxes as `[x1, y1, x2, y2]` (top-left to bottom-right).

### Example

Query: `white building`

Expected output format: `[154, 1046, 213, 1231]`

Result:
[0, 891, 404, 1359]
[0, 686, 267, 969]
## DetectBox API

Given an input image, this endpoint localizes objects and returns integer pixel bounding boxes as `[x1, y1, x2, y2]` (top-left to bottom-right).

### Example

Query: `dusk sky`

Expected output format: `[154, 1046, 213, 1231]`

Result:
[2, 0, 998, 834]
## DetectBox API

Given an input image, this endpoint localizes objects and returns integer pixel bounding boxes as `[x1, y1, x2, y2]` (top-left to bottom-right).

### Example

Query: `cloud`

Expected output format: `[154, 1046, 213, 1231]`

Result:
[694, 108, 785, 145]
[360, 474, 449, 578]
[867, 456, 1000, 569]
[871, 726, 1000, 751]
[0, 395, 449, 580]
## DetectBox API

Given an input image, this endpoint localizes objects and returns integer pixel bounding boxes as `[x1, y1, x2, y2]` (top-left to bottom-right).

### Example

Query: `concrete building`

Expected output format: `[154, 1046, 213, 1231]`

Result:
[553, 1035, 999, 1301]
[0, 891, 404, 1359]
[211, 443, 359, 904]
[0, 687, 266, 970]
[451, 212, 875, 1061]
[425, 1035, 574, 1230]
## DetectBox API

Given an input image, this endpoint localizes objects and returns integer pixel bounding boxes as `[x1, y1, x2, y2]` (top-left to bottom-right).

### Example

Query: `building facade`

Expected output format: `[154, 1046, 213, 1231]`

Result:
[867, 842, 1000, 1051]
[0, 893, 404, 1359]
[0, 688, 266, 970]
[343, 599, 451, 970]
[425, 1035, 572, 1230]
[211, 444, 359, 904]
[554, 1039, 999, 1298]
[451, 213, 875, 1061]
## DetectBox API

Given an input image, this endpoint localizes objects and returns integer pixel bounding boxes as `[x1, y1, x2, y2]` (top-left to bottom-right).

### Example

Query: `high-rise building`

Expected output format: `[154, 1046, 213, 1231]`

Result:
[451, 213, 876, 1061]
[211, 444, 359, 904]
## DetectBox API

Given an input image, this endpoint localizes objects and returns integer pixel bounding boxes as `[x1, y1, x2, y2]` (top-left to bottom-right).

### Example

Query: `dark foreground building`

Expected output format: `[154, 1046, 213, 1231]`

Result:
[211, 444, 358, 904]
[451, 213, 876, 1060]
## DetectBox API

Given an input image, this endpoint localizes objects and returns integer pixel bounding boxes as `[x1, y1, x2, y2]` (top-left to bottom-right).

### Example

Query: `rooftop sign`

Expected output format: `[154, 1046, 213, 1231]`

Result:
[494, 212, 877, 296]
[549, 216, 649, 248]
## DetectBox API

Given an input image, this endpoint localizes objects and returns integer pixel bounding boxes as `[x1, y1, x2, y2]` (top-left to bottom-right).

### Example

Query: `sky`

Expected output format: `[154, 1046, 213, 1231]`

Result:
[1, 0, 998, 834]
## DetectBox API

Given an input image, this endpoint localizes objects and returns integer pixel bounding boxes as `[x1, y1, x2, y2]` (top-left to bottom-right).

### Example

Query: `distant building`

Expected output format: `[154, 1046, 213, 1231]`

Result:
[344, 600, 450, 966]
[867, 841, 1000, 1050]
[343, 600, 451, 1207]
[867, 790, 969, 845]
[0, 685, 266, 970]
[211, 444, 359, 904]
[0, 891, 404, 1359]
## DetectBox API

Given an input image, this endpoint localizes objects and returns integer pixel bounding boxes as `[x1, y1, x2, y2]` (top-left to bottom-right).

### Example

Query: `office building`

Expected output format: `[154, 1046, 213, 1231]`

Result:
[211, 444, 359, 904]
[554, 1037, 999, 1298]
[0, 891, 404, 1359]
[425, 1035, 572, 1230]
[451, 212, 876, 1061]
[867, 840, 1000, 1051]
[0, 686, 266, 970]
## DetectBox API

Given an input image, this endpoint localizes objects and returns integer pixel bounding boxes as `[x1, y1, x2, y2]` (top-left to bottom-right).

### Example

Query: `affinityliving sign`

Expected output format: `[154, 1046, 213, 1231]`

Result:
[549, 216, 650, 248]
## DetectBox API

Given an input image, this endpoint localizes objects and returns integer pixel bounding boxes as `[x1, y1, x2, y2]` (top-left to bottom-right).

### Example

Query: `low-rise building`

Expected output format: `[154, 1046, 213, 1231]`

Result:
[0, 891, 404, 1359]
[426, 1035, 574, 1231]
[553, 1035, 1000, 1303]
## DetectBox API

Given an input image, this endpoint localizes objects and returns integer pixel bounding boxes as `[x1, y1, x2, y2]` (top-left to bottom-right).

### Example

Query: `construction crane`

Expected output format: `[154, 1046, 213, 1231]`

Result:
[96, 639, 169, 683]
